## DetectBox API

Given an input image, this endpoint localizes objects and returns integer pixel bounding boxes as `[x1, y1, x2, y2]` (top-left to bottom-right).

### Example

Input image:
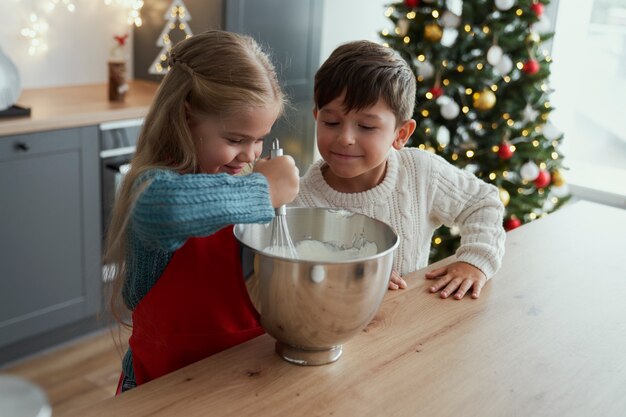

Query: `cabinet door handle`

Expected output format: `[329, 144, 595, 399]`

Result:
[14, 142, 30, 152]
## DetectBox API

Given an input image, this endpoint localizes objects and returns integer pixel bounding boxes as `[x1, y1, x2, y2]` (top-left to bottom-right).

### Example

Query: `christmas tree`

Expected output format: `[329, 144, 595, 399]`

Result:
[381, 0, 570, 262]
[149, 0, 193, 75]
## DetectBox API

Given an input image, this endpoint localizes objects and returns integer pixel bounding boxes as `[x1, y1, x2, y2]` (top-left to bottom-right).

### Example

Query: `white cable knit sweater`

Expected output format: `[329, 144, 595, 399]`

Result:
[293, 148, 506, 278]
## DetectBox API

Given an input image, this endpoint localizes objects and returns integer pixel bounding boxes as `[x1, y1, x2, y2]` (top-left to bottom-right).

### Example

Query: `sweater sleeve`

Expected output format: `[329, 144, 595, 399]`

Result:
[131, 169, 274, 251]
[426, 154, 506, 278]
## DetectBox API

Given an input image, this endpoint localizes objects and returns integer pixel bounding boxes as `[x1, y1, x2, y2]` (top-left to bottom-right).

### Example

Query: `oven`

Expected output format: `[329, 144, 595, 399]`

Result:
[99, 118, 143, 244]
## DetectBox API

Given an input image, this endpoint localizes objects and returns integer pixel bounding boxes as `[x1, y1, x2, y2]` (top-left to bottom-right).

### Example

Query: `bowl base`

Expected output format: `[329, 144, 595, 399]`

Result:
[275, 342, 342, 366]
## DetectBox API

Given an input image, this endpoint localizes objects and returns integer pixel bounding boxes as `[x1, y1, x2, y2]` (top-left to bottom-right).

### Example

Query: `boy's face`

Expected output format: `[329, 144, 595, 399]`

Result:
[314, 94, 415, 192]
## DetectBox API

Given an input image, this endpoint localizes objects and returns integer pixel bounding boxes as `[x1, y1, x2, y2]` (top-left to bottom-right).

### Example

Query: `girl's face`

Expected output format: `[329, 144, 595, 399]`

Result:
[188, 105, 280, 174]
[314, 94, 415, 193]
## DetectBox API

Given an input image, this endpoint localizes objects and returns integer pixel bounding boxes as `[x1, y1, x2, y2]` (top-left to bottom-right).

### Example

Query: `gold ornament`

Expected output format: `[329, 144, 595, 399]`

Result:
[525, 32, 541, 44]
[473, 88, 497, 111]
[424, 23, 443, 42]
[551, 170, 565, 187]
[499, 187, 510, 207]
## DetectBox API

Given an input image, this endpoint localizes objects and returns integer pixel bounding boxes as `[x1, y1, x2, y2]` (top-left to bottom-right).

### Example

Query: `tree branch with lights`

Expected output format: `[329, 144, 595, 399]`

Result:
[381, 0, 570, 262]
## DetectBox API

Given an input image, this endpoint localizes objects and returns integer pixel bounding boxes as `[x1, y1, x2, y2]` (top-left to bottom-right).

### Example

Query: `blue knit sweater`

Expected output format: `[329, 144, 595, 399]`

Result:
[121, 169, 274, 384]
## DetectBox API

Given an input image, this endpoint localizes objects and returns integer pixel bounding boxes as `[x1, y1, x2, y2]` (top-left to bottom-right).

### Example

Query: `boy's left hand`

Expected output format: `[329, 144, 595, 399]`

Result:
[425, 262, 486, 300]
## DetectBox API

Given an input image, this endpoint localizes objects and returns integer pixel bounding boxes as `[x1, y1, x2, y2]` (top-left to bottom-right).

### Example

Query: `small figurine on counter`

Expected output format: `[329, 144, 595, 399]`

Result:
[293, 40, 506, 299]
[104, 30, 299, 394]
[108, 34, 129, 102]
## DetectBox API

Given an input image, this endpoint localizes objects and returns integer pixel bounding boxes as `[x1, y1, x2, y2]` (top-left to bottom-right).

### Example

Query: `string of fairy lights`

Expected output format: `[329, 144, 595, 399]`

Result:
[381, 0, 568, 232]
[17, 0, 144, 56]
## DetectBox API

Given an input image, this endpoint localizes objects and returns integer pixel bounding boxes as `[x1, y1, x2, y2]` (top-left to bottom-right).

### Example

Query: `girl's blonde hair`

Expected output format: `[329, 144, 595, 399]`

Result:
[104, 30, 285, 324]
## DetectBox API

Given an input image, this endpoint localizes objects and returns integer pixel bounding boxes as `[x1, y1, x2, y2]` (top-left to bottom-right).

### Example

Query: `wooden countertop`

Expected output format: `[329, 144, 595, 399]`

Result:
[61, 201, 626, 417]
[0, 80, 159, 137]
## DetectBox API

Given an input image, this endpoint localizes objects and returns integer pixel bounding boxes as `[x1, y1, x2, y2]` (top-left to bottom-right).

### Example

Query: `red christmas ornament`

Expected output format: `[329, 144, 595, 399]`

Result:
[504, 217, 522, 231]
[498, 143, 514, 160]
[429, 86, 444, 98]
[523, 59, 540, 74]
[531, 2, 544, 17]
[404, 0, 419, 7]
[534, 169, 551, 188]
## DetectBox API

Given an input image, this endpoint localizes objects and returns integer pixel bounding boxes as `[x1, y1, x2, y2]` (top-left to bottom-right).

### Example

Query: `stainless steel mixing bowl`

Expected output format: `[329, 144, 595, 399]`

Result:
[234, 207, 398, 365]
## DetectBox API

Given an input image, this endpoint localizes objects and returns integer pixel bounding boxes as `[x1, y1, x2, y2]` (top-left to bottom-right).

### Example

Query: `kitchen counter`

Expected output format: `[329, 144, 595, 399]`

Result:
[0, 80, 159, 136]
[61, 201, 626, 417]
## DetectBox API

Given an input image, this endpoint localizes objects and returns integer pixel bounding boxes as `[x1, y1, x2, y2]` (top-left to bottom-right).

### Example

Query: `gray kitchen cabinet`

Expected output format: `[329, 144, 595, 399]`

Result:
[0, 126, 101, 354]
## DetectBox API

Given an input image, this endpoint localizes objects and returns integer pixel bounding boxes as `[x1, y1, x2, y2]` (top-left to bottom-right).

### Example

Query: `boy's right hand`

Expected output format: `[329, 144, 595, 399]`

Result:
[253, 156, 299, 208]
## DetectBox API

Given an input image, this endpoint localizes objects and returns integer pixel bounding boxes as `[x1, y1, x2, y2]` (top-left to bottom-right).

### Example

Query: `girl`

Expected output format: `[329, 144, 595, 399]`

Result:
[105, 30, 299, 393]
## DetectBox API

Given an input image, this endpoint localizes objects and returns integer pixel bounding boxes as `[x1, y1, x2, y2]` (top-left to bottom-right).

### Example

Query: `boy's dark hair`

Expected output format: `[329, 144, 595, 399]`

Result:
[314, 40, 416, 124]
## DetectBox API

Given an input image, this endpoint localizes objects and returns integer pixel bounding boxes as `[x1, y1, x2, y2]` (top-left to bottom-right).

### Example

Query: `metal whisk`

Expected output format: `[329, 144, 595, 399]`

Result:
[269, 138, 298, 259]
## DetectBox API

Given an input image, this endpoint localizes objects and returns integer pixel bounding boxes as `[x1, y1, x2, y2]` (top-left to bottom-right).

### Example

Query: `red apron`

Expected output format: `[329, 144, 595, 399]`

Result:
[127, 225, 263, 386]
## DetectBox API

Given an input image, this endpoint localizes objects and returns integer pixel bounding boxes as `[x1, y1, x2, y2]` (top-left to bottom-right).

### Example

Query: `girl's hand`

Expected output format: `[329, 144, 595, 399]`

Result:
[388, 269, 407, 290]
[253, 156, 299, 208]
[425, 262, 486, 300]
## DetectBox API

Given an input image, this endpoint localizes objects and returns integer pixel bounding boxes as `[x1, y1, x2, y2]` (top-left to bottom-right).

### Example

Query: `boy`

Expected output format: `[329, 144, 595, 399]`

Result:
[293, 41, 505, 300]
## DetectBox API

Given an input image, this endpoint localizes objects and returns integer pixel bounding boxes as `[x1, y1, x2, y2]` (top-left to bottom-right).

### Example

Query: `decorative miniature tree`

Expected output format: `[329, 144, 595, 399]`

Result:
[149, 0, 193, 75]
[381, 0, 570, 262]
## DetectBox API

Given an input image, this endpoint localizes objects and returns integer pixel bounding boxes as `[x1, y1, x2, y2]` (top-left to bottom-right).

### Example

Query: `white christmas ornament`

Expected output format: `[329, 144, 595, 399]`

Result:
[520, 161, 540, 181]
[551, 183, 570, 198]
[494, 55, 513, 75]
[441, 11, 462, 28]
[486, 45, 503, 66]
[522, 104, 539, 123]
[440, 98, 460, 120]
[415, 60, 435, 79]
[495, 0, 515, 11]
[441, 28, 459, 47]
[436, 125, 450, 146]
[397, 19, 410, 37]
[446, 0, 463, 16]
[542, 122, 561, 140]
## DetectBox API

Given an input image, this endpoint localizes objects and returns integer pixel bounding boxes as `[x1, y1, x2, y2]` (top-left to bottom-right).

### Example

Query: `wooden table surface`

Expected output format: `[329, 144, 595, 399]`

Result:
[63, 201, 626, 417]
[0, 80, 159, 136]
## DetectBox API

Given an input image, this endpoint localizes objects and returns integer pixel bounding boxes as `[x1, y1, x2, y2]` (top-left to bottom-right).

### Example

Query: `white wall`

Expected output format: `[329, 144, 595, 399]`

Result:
[0, 0, 132, 89]
[320, 0, 391, 62]
[1, 0, 391, 90]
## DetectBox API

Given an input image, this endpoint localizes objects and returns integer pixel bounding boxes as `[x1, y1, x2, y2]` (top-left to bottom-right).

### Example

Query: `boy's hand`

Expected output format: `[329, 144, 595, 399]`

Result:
[388, 269, 407, 290]
[425, 262, 486, 300]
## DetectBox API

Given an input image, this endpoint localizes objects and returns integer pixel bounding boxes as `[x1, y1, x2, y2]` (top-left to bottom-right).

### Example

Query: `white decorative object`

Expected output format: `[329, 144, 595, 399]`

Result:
[415, 59, 435, 79]
[542, 122, 561, 140]
[0, 47, 21, 111]
[522, 104, 539, 123]
[520, 161, 540, 181]
[149, 0, 194, 75]
[495, 0, 515, 11]
[494, 54, 513, 75]
[446, 0, 463, 16]
[437, 96, 460, 120]
[441, 11, 461, 28]
[486, 45, 503, 66]
[436, 125, 450, 146]
[441, 28, 459, 47]
[551, 183, 569, 198]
